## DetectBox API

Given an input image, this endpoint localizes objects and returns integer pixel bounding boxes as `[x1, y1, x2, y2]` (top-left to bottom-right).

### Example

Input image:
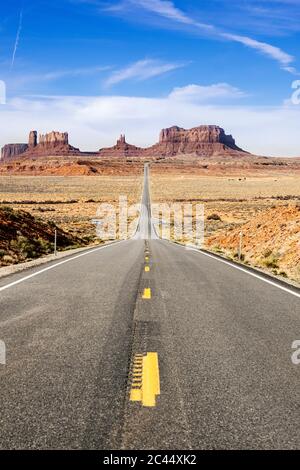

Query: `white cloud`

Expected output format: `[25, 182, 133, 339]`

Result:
[169, 83, 246, 102]
[104, 59, 185, 86]
[282, 66, 300, 76]
[129, 0, 195, 25]
[120, 0, 296, 71]
[1, 86, 300, 157]
[222, 33, 294, 67]
[74, 1, 298, 73]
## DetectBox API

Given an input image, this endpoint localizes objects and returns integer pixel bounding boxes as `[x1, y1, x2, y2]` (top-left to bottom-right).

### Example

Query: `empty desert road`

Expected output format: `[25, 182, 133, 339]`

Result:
[0, 165, 300, 450]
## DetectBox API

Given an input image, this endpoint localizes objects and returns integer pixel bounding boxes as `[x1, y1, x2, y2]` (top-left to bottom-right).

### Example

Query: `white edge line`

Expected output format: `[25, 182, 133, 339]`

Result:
[0, 241, 125, 293]
[174, 243, 300, 300]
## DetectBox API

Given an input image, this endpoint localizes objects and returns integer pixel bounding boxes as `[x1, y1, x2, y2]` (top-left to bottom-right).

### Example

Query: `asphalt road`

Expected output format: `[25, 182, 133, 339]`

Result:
[0, 165, 299, 450]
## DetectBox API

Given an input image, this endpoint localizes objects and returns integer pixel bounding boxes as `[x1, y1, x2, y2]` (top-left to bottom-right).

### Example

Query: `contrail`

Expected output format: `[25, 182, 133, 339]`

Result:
[11, 9, 23, 69]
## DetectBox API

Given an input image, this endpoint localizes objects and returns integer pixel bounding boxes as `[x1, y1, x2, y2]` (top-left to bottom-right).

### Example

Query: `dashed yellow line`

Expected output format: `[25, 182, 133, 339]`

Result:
[130, 352, 160, 407]
[145, 266, 150, 272]
[142, 288, 151, 299]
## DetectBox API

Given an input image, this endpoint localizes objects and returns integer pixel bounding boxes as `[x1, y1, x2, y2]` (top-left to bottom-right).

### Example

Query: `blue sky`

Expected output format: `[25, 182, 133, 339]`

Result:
[0, 0, 300, 155]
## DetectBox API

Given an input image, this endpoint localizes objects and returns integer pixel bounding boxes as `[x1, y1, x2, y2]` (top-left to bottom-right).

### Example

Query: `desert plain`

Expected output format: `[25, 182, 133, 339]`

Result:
[150, 167, 300, 284]
[0, 163, 299, 284]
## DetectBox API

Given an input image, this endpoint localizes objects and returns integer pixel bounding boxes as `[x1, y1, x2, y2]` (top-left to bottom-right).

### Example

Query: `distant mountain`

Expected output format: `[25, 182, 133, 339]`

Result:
[1, 124, 247, 162]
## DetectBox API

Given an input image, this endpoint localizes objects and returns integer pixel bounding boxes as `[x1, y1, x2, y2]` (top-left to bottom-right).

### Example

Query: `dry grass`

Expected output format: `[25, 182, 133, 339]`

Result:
[151, 173, 300, 283]
[151, 174, 300, 237]
[0, 175, 142, 243]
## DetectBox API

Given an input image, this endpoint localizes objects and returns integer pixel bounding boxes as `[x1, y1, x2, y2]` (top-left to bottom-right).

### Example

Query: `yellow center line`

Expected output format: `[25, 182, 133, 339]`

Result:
[130, 352, 160, 407]
[130, 389, 142, 401]
[142, 288, 151, 299]
[145, 266, 150, 272]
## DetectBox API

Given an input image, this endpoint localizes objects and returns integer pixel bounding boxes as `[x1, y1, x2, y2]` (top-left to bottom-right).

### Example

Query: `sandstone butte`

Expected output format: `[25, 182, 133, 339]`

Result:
[1, 125, 247, 162]
[1, 125, 300, 176]
[1, 130, 81, 161]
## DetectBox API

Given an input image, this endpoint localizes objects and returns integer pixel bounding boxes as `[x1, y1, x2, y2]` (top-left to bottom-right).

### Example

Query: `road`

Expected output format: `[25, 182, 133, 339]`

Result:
[0, 165, 300, 450]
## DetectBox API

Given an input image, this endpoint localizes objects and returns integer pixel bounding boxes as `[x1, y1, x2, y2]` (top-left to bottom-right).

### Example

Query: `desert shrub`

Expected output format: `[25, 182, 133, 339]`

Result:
[207, 213, 222, 221]
[279, 271, 288, 278]
[233, 252, 245, 261]
[10, 236, 52, 259]
[1, 205, 13, 213]
[1, 206, 18, 220]
[212, 245, 223, 254]
[67, 243, 83, 250]
[263, 249, 273, 258]
[82, 235, 95, 243]
[37, 239, 53, 253]
[262, 253, 279, 269]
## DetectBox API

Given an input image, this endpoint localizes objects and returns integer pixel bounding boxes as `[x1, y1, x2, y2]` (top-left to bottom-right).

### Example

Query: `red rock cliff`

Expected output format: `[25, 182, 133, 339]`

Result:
[146, 125, 245, 157]
[25, 131, 80, 156]
[1, 130, 79, 161]
[1, 143, 29, 161]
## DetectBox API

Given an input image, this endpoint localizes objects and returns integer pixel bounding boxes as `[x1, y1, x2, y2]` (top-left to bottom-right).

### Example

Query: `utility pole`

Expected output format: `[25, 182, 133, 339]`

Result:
[238, 231, 243, 261]
[54, 229, 57, 256]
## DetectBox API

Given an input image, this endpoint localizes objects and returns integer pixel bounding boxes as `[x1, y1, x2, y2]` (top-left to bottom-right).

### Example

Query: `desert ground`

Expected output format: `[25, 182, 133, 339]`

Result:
[0, 175, 142, 265]
[0, 169, 299, 284]
[150, 171, 300, 284]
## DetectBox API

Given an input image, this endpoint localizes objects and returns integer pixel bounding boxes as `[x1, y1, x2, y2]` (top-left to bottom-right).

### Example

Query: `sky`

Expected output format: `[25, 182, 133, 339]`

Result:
[0, 0, 300, 156]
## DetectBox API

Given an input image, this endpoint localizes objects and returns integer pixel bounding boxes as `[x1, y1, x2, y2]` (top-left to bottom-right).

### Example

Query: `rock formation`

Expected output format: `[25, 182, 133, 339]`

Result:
[98, 134, 143, 158]
[144, 125, 246, 157]
[1, 143, 29, 161]
[0, 130, 80, 161]
[39, 131, 69, 147]
[1, 124, 247, 162]
[117, 134, 126, 145]
[32, 131, 80, 155]
[29, 131, 37, 148]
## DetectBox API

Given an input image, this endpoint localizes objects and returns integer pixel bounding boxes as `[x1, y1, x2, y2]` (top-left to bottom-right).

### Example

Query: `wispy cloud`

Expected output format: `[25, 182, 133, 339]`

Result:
[9, 65, 110, 87]
[217, 0, 300, 35]
[127, 0, 214, 30]
[221, 32, 294, 67]
[11, 9, 23, 69]
[128, 0, 194, 25]
[39, 65, 111, 81]
[169, 83, 246, 102]
[109, 0, 296, 72]
[104, 58, 185, 86]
